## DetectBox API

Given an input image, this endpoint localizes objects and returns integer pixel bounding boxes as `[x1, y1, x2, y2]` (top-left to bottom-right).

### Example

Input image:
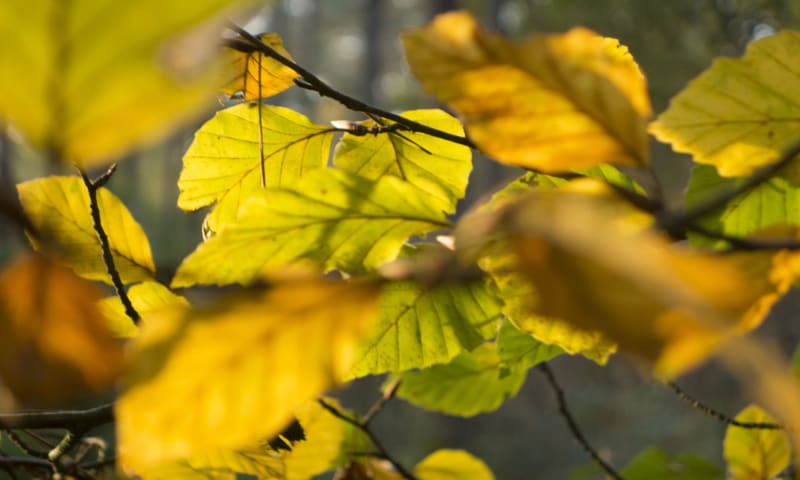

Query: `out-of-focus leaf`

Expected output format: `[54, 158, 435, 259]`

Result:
[402, 11, 650, 172]
[172, 169, 450, 287]
[650, 31, 800, 178]
[348, 280, 501, 378]
[396, 343, 526, 417]
[117, 280, 379, 471]
[17, 176, 155, 285]
[333, 109, 471, 214]
[0, 0, 241, 167]
[98, 281, 188, 338]
[496, 320, 563, 372]
[335, 461, 405, 480]
[621, 447, 721, 480]
[414, 449, 494, 480]
[223, 32, 299, 100]
[0, 256, 123, 404]
[178, 104, 334, 234]
[724, 405, 791, 480]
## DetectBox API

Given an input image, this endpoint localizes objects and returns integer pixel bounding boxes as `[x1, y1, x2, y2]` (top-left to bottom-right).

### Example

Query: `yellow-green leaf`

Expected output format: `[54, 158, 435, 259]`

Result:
[415, 449, 494, 480]
[402, 11, 650, 172]
[0, 0, 241, 167]
[98, 281, 188, 338]
[17, 176, 155, 285]
[178, 104, 334, 234]
[117, 280, 379, 471]
[650, 31, 800, 178]
[496, 320, 563, 372]
[223, 32, 299, 100]
[333, 109, 471, 214]
[172, 169, 451, 287]
[621, 447, 721, 480]
[724, 405, 791, 480]
[0, 256, 123, 405]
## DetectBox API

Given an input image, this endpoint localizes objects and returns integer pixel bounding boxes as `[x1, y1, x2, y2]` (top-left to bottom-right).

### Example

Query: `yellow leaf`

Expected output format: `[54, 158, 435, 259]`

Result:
[98, 281, 188, 338]
[415, 449, 494, 480]
[17, 176, 155, 285]
[0, 255, 123, 404]
[724, 405, 791, 480]
[223, 32, 300, 100]
[650, 31, 800, 178]
[402, 11, 650, 172]
[117, 280, 379, 471]
[0, 0, 243, 167]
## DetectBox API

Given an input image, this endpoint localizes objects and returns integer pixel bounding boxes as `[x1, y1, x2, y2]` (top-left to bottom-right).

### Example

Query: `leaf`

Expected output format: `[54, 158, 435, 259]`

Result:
[17, 176, 155, 285]
[117, 280, 379, 471]
[223, 32, 300, 100]
[496, 320, 563, 372]
[621, 447, 721, 480]
[333, 109, 472, 214]
[724, 405, 791, 480]
[178, 104, 335, 234]
[650, 31, 800, 178]
[0, 256, 123, 404]
[414, 449, 494, 480]
[172, 169, 451, 287]
[98, 281, 188, 338]
[402, 11, 651, 172]
[347, 279, 501, 379]
[0, 0, 239, 167]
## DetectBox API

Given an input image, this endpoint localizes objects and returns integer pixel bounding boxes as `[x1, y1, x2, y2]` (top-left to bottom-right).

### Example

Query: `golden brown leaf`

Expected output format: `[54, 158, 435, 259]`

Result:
[223, 32, 300, 100]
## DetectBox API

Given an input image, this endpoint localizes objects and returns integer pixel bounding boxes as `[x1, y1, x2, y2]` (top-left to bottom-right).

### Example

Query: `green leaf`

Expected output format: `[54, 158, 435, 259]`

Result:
[396, 343, 525, 417]
[17, 176, 155, 285]
[724, 405, 791, 480]
[178, 104, 335, 234]
[98, 281, 188, 338]
[348, 280, 502, 379]
[172, 169, 451, 287]
[0, 0, 240, 167]
[496, 319, 563, 372]
[621, 447, 721, 480]
[333, 109, 471, 214]
[415, 449, 494, 480]
[686, 164, 800, 249]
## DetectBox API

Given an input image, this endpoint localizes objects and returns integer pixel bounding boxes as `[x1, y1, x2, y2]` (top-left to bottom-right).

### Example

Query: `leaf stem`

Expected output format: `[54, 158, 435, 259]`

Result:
[666, 381, 782, 430]
[0, 403, 114, 431]
[363, 378, 401, 426]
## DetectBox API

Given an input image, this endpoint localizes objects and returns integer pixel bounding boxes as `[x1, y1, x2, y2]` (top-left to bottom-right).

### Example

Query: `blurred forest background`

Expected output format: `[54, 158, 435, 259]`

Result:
[3, 1, 800, 478]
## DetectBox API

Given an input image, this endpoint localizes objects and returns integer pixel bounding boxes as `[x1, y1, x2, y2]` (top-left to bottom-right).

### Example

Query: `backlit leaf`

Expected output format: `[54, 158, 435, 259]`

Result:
[17, 176, 155, 285]
[117, 280, 379, 471]
[178, 104, 334, 234]
[496, 320, 563, 372]
[0, 256, 123, 404]
[223, 32, 299, 100]
[402, 11, 650, 172]
[0, 0, 241, 167]
[172, 169, 451, 287]
[724, 405, 791, 480]
[347, 279, 501, 378]
[333, 109, 471, 214]
[414, 449, 494, 480]
[98, 281, 188, 338]
[650, 31, 800, 178]
[621, 447, 721, 480]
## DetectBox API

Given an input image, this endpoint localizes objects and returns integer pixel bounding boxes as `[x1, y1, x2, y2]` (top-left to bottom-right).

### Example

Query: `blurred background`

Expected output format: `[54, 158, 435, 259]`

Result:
[3, 1, 800, 478]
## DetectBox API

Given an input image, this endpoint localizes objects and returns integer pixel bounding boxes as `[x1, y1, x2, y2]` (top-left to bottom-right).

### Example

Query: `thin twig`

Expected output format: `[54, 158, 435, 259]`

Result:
[666, 382, 782, 429]
[21, 430, 57, 449]
[225, 24, 473, 148]
[79, 166, 140, 325]
[0, 403, 114, 431]
[0, 456, 51, 472]
[257, 52, 266, 188]
[687, 223, 800, 251]
[317, 398, 417, 480]
[363, 378, 401, 426]
[537, 363, 624, 480]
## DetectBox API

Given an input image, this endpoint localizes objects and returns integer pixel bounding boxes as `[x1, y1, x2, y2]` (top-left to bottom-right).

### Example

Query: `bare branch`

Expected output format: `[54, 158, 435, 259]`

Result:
[0, 403, 114, 431]
[666, 381, 782, 430]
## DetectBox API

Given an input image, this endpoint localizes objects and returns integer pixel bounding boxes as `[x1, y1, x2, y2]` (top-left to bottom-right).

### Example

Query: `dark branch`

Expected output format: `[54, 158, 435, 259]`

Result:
[0, 403, 114, 431]
[537, 363, 624, 480]
[666, 382, 782, 430]
[687, 223, 800, 251]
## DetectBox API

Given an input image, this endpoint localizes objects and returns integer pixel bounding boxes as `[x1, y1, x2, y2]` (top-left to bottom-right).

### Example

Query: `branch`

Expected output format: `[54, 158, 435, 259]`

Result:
[0, 403, 114, 431]
[666, 382, 782, 430]
[537, 363, 624, 480]
[363, 378, 401, 426]
[79, 166, 140, 324]
[224, 24, 474, 149]
[687, 223, 800, 252]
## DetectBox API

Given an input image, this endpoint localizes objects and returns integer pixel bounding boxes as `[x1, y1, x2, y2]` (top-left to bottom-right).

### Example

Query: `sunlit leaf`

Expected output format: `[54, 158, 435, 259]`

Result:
[621, 447, 721, 480]
[172, 169, 451, 287]
[724, 405, 791, 480]
[347, 279, 501, 378]
[402, 11, 650, 172]
[98, 281, 188, 338]
[0, 0, 242, 167]
[496, 320, 563, 372]
[0, 256, 123, 404]
[178, 104, 334, 234]
[650, 31, 800, 178]
[223, 32, 299, 100]
[333, 109, 471, 214]
[414, 449, 494, 480]
[117, 280, 379, 471]
[17, 176, 155, 285]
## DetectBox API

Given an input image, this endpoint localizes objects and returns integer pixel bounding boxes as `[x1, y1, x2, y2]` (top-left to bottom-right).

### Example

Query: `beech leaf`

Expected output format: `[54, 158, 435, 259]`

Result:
[98, 281, 188, 338]
[621, 447, 721, 480]
[223, 32, 300, 100]
[414, 449, 494, 480]
[724, 405, 791, 480]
